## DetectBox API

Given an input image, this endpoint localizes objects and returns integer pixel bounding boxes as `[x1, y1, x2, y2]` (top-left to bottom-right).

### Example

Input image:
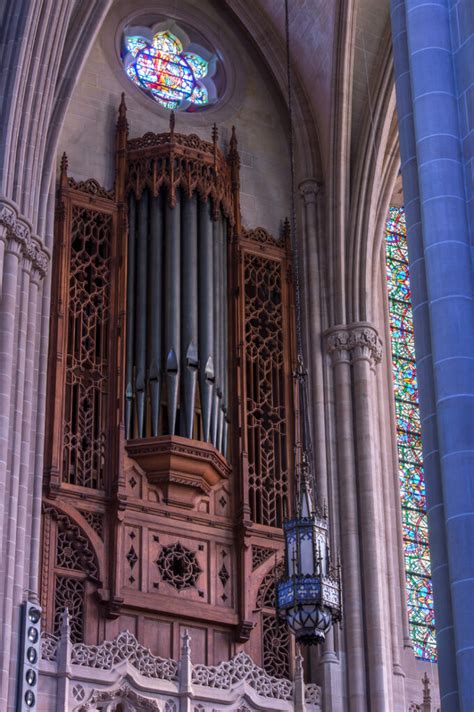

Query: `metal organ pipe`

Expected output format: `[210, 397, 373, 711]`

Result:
[135, 189, 149, 437]
[198, 199, 215, 443]
[222, 218, 229, 457]
[126, 187, 228, 456]
[217, 217, 225, 453]
[181, 194, 198, 439]
[125, 194, 136, 439]
[149, 193, 163, 437]
[211, 216, 222, 448]
[165, 190, 181, 435]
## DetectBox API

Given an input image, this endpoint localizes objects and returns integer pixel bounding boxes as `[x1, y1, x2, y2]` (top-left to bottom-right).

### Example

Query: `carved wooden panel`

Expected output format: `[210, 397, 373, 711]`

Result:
[243, 250, 289, 527]
[42, 506, 99, 644]
[256, 563, 290, 679]
[62, 206, 112, 488]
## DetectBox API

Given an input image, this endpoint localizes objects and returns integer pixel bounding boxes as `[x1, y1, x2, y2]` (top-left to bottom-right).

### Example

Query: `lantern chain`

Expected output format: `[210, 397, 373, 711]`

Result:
[284, 0, 314, 498]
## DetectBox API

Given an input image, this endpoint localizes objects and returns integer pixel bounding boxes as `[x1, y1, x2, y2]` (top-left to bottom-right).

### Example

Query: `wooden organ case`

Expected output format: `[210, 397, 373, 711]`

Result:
[42, 97, 297, 677]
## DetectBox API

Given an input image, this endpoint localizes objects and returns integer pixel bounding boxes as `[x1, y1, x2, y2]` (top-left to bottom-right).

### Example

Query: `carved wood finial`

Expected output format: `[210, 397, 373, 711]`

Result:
[116, 93, 129, 146]
[169, 110, 176, 137]
[60, 152, 68, 176]
[60, 152, 68, 189]
[229, 125, 238, 156]
[117, 93, 128, 128]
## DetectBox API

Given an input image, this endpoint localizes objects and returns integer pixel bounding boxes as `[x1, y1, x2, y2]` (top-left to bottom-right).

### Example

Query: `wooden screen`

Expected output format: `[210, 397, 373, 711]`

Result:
[236, 227, 294, 529]
[45, 166, 118, 496]
[63, 206, 112, 488]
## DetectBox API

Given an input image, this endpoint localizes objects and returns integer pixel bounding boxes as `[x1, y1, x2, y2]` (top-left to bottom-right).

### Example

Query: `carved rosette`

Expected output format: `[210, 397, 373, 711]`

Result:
[326, 323, 382, 367]
[0, 200, 50, 277]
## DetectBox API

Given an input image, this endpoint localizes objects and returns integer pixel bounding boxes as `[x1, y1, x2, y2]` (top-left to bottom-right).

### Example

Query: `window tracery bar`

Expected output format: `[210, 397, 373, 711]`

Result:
[385, 206, 436, 661]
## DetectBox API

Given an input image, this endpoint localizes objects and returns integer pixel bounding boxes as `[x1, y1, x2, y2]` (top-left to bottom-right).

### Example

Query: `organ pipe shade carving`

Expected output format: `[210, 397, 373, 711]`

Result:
[62, 206, 112, 488]
[124, 137, 230, 453]
[244, 251, 289, 526]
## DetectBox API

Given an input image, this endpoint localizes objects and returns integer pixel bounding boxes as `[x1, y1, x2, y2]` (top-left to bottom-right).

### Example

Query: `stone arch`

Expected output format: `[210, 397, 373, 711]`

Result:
[75, 682, 160, 711]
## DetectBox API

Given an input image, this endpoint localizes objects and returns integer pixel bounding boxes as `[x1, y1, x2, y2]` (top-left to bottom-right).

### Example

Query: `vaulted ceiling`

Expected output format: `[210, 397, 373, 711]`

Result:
[224, 0, 393, 177]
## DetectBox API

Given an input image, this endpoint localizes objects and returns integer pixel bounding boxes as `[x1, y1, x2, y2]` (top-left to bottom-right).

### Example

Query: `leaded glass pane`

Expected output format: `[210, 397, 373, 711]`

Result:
[385, 206, 436, 662]
[123, 29, 215, 111]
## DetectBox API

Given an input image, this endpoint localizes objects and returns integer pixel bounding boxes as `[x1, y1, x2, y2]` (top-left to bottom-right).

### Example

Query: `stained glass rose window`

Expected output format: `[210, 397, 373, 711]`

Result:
[122, 24, 218, 111]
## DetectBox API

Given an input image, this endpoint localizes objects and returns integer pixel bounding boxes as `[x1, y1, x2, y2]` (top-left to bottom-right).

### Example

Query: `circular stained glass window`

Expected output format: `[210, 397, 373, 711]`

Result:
[122, 23, 219, 112]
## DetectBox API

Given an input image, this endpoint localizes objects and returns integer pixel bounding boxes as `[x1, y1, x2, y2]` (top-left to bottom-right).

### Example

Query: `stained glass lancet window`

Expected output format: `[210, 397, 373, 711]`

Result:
[122, 26, 218, 111]
[385, 206, 437, 662]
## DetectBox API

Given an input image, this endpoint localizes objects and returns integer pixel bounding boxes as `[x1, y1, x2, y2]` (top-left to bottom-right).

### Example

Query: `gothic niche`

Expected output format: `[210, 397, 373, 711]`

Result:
[156, 542, 202, 591]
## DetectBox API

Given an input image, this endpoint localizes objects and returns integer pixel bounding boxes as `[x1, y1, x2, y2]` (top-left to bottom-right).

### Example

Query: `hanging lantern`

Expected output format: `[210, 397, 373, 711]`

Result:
[276, 456, 342, 646]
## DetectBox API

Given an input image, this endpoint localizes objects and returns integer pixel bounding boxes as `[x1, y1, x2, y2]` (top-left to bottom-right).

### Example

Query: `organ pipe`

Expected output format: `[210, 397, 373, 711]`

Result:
[123, 119, 234, 457]
[125, 194, 136, 439]
[211, 217, 222, 448]
[135, 189, 148, 437]
[198, 200, 215, 443]
[149, 193, 163, 437]
[181, 194, 198, 439]
[222, 218, 229, 457]
[217, 217, 225, 453]
[165, 191, 181, 436]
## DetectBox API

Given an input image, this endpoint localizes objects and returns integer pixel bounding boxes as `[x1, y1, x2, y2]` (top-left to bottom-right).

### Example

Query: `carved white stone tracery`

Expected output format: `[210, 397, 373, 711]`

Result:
[75, 682, 160, 711]
[192, 651, 294, 700]
[71, 631, 178, 680]
[39, 628, 321, 711]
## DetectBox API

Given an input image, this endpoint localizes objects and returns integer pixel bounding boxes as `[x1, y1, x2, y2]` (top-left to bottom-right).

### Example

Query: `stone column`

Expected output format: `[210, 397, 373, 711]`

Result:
[0, 200, 49, 710]
[404, 4, 474, 710]
[300, 180, 342, 711]
[349, 324, 392, 708]
[391, 1, 474, 708]
[326, 328, 367, 712]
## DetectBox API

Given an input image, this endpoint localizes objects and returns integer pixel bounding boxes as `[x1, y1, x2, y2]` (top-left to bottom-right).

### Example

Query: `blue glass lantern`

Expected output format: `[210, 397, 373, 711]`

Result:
[276, 456, 342, 646]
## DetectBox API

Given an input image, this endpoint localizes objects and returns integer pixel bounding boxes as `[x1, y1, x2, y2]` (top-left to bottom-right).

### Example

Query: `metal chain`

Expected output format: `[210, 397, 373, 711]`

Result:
[285, 0, 317, 507]
[284, 0, 304, 362]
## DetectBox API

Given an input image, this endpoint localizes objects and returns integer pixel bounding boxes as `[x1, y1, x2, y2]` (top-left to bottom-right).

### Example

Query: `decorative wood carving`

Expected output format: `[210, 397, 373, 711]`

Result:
[256, 563, 291, 679]
[125, 435, 230, 507]
[251, 545, 275, 570]
[241, 247, 292, 527]
[126, 120, 234, 222]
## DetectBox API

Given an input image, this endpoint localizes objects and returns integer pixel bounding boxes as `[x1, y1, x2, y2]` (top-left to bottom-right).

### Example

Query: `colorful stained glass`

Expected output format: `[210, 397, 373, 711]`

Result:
[123, 29, 216, 111]
[385, 205, 436, 662]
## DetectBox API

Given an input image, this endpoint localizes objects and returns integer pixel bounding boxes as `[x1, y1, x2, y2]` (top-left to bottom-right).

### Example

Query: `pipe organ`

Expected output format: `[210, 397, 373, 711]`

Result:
[124, 120, 231, 453]
[42, 96, 297, 677]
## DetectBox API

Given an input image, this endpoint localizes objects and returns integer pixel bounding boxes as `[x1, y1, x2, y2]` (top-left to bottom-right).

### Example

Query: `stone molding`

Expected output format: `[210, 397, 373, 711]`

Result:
[326, 323, 382, 366]
[0, 199, 50, 277]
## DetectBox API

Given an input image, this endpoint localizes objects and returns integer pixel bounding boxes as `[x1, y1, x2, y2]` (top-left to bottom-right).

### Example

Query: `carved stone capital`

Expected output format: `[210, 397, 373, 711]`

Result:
[348, 324, 382, 365]
[326, 328, 352, 366]
[298, 179, 323, 205]
[0, 200, 50, 276]
[326, 323, 382, 367]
